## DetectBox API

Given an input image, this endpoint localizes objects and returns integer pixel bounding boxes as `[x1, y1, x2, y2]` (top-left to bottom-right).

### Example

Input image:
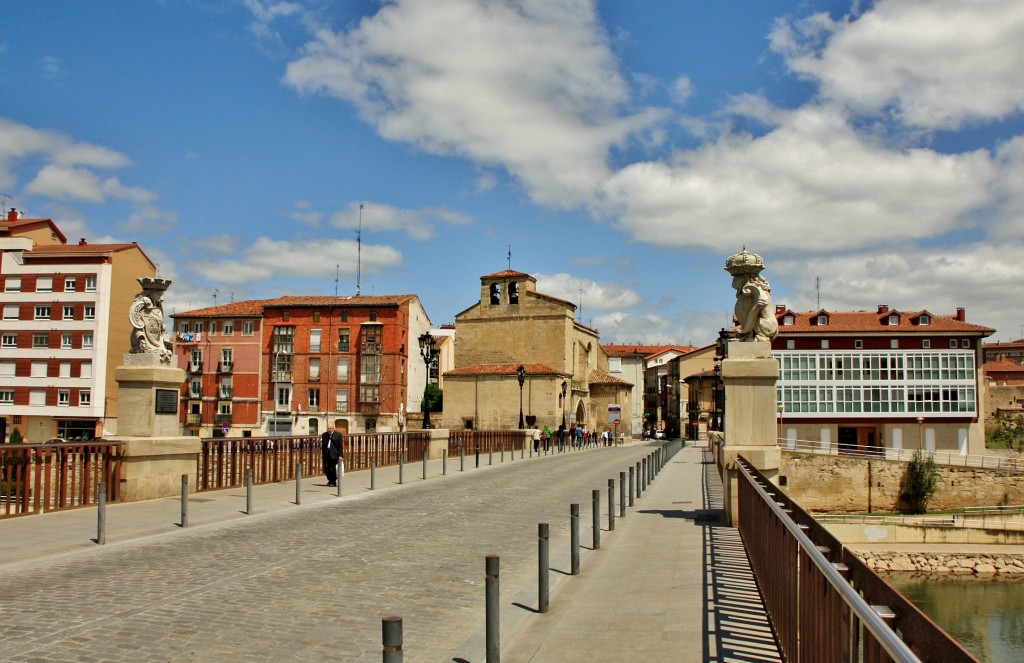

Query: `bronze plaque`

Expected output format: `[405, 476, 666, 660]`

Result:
[155, 388, 179, 414]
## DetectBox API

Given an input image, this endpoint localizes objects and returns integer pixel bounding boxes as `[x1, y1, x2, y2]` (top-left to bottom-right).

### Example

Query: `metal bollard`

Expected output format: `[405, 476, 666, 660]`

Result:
[97, 482, 106, 545]
[337, 459, 343, 497]
[608, 479, 615, 531]
[476, 445, 480, 468]
[520, 441, 524, 459]
[592, 489, 601, 550]
[399, 452, 405, 484]
[570, 503, 580, 575]
[538, 523, 550, 613]
[423, 450, 428, 480]
[461, 444, 466, 471]
[371, 457, 377, 490]
[489, 443, 493, 466]
[628, 466, 635, 507]
[382, 615, 403, 663]
[246, 467, 254, 514]
[486, 555, 500, 663]
[180, 474, 189, 528]
[443, 449, 447, 476]
[619, 471, 626, 517]
[295, 462, 302, 505]
[636, 461, 642, 498]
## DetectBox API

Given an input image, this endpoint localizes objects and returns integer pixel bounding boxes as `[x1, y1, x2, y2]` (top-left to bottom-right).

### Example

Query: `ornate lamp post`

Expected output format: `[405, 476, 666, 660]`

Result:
[418, 332, 437, 429]
[917, 416, 925, 451]
[517, 365, 526, 429]
[560, 379, 568, 428]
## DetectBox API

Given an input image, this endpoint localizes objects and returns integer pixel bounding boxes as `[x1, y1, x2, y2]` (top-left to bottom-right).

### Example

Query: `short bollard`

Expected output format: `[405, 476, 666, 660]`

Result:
[461, 445, 466, 471]
[538, 523, 550, 613]
[520, 441, 524, 459]
[180, 474, 189, 528]
[443, 449, 448, 475]
[619, 471, 626, 518]
[295, 462, 302, 505]
[570, 504, 580, 575]
[382, 615, 403, 663]
[489, 443, 493, 466]
[636, 461, 642, 498]
[476, 445, 480, 468]
[501, 444, 505, 463]
[97, 482, 106, 545]
[608, 478, 615, 531]
[422, 450, 428, 480]
[628, 466, 635, 507]
[337, 459, 343, 497]
[371, 457, 377, 490]
[486, 555, 500, 663]
[246, 467, 254, 514]
[592, 489, 601, 550]
[399, 452, 405, 484]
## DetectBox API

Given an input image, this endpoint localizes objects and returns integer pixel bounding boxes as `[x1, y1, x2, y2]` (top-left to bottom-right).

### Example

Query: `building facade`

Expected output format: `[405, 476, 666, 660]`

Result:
[0, 209, 157, 442]
[772, 304, 994, 456]
[442, 270, 632, 434]
[172, 295, 430, 438]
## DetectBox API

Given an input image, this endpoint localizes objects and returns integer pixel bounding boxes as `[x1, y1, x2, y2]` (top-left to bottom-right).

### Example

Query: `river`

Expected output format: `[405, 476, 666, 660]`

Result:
[883, 573, 1024, 662]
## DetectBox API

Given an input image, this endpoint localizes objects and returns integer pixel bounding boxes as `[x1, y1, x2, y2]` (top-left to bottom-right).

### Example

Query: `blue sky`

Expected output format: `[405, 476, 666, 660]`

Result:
[2, 0, 1023, 345]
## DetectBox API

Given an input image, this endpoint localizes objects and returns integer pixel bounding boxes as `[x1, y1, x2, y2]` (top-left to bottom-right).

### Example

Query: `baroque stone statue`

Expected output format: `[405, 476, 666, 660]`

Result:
[726, 248, 778, 342]
[129, 277, 173, 364]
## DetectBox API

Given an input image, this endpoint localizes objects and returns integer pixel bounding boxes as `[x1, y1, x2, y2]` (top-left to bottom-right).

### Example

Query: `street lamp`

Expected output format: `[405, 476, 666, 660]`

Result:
[917, 416, 925, 451]
[778, 402, 785, 446]
[560, 379, 568, 428]
[418, 332, 437, 429]
[517, 365, 526, 429]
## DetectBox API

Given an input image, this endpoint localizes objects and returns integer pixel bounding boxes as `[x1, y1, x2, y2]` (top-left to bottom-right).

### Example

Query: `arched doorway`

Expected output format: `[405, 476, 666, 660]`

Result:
[335, 419, 349, 434]
[308, 418, 319, 436]
[575, 401, 586, 427]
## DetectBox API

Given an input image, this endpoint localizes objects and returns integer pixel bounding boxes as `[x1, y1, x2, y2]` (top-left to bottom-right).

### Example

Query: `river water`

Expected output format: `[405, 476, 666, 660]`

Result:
[883, 573, 1024, 662]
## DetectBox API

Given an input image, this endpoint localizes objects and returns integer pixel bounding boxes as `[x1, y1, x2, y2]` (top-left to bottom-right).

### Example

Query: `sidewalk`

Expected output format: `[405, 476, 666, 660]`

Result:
[500, 443, 782, 663]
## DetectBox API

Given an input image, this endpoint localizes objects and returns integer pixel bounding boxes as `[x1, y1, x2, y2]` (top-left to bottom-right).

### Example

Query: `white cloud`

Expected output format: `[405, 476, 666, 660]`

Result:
[329, 201, 474, 241]
[284, 0, 666, 208]
[772, 0, 1024, 130]
[535, 272, 643, 311]
[669, 76, 693, 106]
[601, 103, 996, 253]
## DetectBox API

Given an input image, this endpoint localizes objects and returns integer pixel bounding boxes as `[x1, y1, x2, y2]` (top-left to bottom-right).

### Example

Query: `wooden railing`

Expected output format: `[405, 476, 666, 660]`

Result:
[197, 432, 431, 491]
[0, 441, 123, 519]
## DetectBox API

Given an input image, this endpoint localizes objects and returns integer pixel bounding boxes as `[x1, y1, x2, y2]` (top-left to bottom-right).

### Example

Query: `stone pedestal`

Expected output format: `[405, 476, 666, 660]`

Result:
[108, 358, 201, 502]
[720, 340, 781, 526]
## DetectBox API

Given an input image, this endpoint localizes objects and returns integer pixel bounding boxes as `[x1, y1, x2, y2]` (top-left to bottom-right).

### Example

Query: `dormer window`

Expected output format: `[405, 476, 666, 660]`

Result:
[919, 314, 930, 325]
[816, 315, 828, 326]
[782, 315, 794, 325]
[508, 282, 519, 305]
[888, 314, 899, 326]
[489, 283, 501, 305]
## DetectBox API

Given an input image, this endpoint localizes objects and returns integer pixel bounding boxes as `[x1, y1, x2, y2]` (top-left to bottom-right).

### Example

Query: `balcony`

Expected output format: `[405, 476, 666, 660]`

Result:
[307, 405, 320, 413]
[360, 343, 382, 354]
[214, 414, 232, 425]
[219, 387, 233, 399]
[218, 361, 233, 373]
[273, 371, 293, 383]
[189, 361, 203, 373]
[189, 389, 203, 399]
[309, 374, 321, 382]
[186, 413, 201, 424]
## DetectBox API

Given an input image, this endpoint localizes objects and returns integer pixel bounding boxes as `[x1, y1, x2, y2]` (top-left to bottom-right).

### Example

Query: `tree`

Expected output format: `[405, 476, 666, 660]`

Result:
[986, 413, 1024, 451]
[8, 427, 23, 444]
[421, 385, 443, 415]
[900, 449, 940, 514]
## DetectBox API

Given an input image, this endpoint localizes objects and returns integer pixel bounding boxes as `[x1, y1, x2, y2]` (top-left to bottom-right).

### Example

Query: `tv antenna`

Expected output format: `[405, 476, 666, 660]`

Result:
[335, 264, 340, 296]
[815, 276, 821, 310]
[0, 193, 11, 217]
[212, 288, 220, 306]
[356, 204, 363, 296]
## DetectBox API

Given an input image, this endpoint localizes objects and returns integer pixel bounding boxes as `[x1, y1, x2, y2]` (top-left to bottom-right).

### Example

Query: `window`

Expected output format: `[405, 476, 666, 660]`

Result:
[919, 315, 930, 325]
[0, 390, 12, 404]
[85, 275, 96, 291]
[273, 326, 295, 354]
[5, 277, 21, 292]
[33, 333, 49, 348]
[81, 361, 92, 378]
[63, 304, 74, 319]
[890, 339, 899, 349]
[83, 333, 93, 349]
[243, 321, 254, 335]
[369, 311, 377, 322]
[276, 386, 291, 409]
[0, 361, 14, 377]
[61, 333, 73, 349]
[313, 311, 321, 322]
[218, 401, 232, 416]
[3, 304, 18, 320]
[950, 340, 958, 349]
[2, 333, 17, 348]
[29, 390, 46, 406]
[923, 340, 931, 349]
[817, 315, 828, 325]
[782, 315, 795, 325]
[208, 321, 217, 335]
[336, 389, 349, 413]
[193, 322, 202, 333]
[888, 314, 899, 325]
[310, 329, 321, 353]
[962, 339, 970, 348]
[178, 321, 189, 333]
[308, 388, 320, 410]
[37, 276, 53, 292]
[223, 320, 234, 335]
[58, 390, 70, 406]
[31, 361, 48, 378]
[338, 329, 350, 352]
[220, 348, 233, 369]
[786, 339, 795, 349]
[219, 377, 233, 398]
[821, 340, 829, 349]
[309, 357, 321, 381]
[35, 305, 51, 320]
[360, 384, 380, 403]
[489, 283, 501, 304]
[84, 305, 95, 320]
[509, 282, 519, 304]
[341, 311, 348, 322]
[190, 349, 202, 370]
[608, 357, 621, 373]
[79, 390, 90, 406]
[190, 379, 202, 398]
[282, 311, 290, 321]
[337, 358, 349, 381]
[64, 276, 76, 290]
[59, 361, 71, 378]
[855, 340, 863, 349]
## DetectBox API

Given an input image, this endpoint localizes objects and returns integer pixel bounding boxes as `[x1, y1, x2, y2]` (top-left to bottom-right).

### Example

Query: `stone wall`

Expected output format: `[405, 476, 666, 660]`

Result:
[779, 451, 1024, 513]
[854, 550, 1024, 575]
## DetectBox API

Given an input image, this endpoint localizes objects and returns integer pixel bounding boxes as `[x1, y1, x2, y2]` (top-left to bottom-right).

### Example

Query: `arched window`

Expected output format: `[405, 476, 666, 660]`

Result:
[489, 283, 501, 305]
[509, 282, 519, 304]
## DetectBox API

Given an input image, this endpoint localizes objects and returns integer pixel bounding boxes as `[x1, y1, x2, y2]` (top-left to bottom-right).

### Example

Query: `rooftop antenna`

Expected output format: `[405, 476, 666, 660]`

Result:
[335, 264, 340, 296]
[356, 204, 363, 296]
[816, 276, 821, 310]
[212, 288, 220, 306]
[0, 193, 11, 217]
[507, 245, 511, 270]
[230, 291, 235, 303]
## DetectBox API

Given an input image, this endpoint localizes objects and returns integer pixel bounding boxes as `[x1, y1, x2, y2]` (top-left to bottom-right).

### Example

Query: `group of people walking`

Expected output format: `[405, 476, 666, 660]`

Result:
[532, 424, 621, 452]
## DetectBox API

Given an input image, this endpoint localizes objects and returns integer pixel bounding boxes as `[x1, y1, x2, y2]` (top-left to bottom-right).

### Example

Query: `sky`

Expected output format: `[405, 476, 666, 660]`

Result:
[2, 0, 1023, 347]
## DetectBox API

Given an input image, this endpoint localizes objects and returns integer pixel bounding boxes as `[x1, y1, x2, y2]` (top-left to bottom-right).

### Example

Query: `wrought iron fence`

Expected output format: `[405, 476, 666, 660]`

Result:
[736, 454, 979, 663]
[447, 430, 524, 456]
[0, 441, 123, 519]
[197, 432, 431, 491]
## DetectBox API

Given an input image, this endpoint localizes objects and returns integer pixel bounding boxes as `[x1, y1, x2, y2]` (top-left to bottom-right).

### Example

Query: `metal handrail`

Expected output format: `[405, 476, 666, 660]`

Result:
[737, 456, 922, 662]
[778, 438, 1024, 473]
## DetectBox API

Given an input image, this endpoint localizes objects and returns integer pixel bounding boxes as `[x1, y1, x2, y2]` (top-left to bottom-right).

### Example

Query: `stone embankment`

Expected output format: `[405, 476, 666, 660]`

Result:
[854, 550, 1024, 575]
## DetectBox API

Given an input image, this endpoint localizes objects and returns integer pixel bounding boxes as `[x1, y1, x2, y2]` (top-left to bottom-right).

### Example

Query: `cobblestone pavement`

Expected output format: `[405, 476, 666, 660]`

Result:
[0, 445, 664, 662]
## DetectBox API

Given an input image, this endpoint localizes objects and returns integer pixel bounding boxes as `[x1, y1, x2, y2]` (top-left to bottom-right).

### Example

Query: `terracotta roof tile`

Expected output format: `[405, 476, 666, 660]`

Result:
[444, 363, 561, 377]
[587, 369, 633, 387]
[481, 270, 534, 280]
[172, 294, 417, 318]
[776, 309, 993, 335]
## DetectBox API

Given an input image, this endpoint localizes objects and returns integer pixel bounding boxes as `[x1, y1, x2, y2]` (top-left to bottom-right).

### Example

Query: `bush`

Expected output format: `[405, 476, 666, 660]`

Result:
[986, 413, 1024, 451]
[900, 449, 939, 514]
[8, 427, 22, 444]
[420, 385, 443, 414]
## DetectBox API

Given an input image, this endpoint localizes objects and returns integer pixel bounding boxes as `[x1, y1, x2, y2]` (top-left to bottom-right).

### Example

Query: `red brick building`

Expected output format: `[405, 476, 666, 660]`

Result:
[172, 295, 430, 438]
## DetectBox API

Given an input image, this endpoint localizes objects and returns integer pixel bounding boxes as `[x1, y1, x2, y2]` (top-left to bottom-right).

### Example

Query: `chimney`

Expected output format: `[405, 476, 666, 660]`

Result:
[7, 208, 20, 221]
[956, 307, 965, 321]
[877, 304, 889, 314]
[79, 238, 87, 246]
[775, 305, 786, 316]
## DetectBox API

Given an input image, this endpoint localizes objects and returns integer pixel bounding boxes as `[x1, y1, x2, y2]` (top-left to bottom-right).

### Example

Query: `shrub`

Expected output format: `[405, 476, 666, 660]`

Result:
[8, 427, 23, 444]
[900, 449, 939, 514]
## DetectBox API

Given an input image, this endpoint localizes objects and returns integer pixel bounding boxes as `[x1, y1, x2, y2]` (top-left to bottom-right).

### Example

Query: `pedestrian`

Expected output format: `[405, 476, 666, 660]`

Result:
[557, 424, 566, 452]
[533, 427, 541, 452]
[321, 425, 341, 487]
[544, 425, 552, 451]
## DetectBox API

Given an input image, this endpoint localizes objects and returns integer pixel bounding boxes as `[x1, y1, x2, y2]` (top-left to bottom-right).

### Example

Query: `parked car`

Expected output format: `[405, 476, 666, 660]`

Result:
[654, 430, 666, 439]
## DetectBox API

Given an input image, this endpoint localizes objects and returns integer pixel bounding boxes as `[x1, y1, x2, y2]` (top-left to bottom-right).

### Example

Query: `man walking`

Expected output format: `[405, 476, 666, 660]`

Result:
[321, 425, 341, 487]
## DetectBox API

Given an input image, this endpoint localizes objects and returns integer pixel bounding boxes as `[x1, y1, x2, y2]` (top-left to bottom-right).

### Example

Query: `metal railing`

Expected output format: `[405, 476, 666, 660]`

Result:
[779, 438, 1024, 473]
[1, 441, 123, 518]
[737, 455, 979, 662]
[197, 432, 430, 491]
[816, 505, 1024, 531]
[447, 430, 524, 456]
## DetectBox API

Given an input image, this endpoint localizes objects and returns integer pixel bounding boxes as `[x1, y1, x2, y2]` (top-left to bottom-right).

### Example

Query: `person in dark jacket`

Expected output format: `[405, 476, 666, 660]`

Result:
[321, 425, 341, 487]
